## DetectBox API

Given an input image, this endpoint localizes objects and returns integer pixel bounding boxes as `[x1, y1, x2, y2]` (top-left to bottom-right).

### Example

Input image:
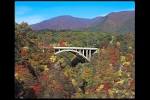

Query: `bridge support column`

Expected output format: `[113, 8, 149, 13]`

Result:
[83, 50, 85, 56]
[86, 50, 88, 60]
[79, 49, 81, 54]
[89, 50, 91, 60]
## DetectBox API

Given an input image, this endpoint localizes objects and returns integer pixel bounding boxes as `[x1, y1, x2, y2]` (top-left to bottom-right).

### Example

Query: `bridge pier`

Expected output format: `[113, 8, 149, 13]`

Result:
[89, 50, 91, 60]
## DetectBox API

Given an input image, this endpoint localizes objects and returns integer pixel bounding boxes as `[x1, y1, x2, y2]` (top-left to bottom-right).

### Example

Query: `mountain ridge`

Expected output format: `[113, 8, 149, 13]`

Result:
[31, 10, 135, 34]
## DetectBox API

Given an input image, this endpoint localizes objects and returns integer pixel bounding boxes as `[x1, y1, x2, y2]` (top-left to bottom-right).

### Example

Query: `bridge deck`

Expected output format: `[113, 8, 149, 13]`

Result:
[53, 47, 98, 50]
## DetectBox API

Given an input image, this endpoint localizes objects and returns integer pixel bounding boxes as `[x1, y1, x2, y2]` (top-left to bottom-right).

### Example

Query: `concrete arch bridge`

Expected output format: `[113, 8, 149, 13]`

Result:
[53, 47, 98, 62]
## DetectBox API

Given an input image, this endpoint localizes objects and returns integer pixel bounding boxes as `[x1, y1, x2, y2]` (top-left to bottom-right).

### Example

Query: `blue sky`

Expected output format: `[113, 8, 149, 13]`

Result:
[15, 1, 135, 25]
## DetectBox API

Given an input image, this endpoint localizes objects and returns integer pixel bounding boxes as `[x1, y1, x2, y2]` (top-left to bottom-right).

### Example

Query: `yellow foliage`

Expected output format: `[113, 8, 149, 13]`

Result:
[125, 92, 129, 96]
[85, 91, 89, 95]
[71, 79, 78, 86]
[120, 56, 126, 62]
[128, 46, 132, 50]
[131, 91, 135, 95]
[75, 92, 81, 98]
[15, 73, 19, 80]
[112, 88, 119, 93]
[81, 67, 92, 79]
[108, 89, 114, 97]
[109, 63, 113, 67]
[96, 84, 104, 92]
[63, 67, 74, 77]
[49, 55, 57, 62]
[117, 70, 123, 77]
[64, 70, 68, 77]
[101, 48, 106, 54]
[122, 61, 130, 66]
[23, 46, 29, 49]
[77, 87, 82, 92]
[116, 41, 120, 47]
[59, 58, 64, 63]
[43, 65, 47, 68]
[15, 72, 24, 81]
[43, 65, 49, 71]
[52, 80, 57, 85]
[127, 72, 131, 77]
[116, 80, 124, 85]
[64, 42, 68, 46]
[112, 88, 117, 92]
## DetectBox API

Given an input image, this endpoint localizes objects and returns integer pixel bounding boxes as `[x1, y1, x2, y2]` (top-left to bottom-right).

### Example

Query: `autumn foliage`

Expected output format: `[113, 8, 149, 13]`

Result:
[15, 23, 134, 98]
[31, 83, 42, 95]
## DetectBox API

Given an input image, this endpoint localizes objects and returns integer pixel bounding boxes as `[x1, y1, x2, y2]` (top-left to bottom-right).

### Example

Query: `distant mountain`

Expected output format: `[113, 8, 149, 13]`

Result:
[31, 15, 91, 30]
[87, 11, 135, 34]
[31, 11, 135, 34]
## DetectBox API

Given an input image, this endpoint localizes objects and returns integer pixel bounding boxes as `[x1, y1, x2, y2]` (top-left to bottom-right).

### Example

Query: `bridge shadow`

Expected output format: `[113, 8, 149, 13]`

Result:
[71, 55, 87, 67]
[56, 52, 87, 67]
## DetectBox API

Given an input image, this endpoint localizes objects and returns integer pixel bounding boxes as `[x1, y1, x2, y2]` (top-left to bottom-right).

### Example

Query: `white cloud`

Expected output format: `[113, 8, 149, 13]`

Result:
[15, 15, 46, 25]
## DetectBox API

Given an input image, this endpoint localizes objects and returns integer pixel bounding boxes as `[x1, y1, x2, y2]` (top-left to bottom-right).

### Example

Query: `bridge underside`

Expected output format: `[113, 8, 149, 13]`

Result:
[56, 51, 87, 67]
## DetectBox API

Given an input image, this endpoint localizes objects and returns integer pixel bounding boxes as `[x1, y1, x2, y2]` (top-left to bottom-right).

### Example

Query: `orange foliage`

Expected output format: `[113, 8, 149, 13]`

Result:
[15, 64, 29, 76]
[126, 53, 133, 62]
[59, 40, 66, 47]
[20, 47, 29, 57]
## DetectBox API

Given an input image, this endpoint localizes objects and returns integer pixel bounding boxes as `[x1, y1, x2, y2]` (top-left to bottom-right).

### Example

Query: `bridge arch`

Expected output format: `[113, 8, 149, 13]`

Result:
[54, 49, 89, 61]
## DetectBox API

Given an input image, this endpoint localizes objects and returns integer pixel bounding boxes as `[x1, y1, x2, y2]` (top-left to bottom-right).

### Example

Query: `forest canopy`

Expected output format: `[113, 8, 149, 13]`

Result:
[15, 22, 135, 99]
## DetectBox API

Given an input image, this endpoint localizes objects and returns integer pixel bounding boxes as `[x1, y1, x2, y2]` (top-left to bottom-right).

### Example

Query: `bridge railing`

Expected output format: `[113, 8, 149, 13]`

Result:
[53, 47, 98, 50]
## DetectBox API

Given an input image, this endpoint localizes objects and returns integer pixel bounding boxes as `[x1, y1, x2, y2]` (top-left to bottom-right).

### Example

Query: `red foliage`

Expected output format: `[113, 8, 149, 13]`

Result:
[49, 45, 54, 49]
[87, 86, 97, 93]
[59, 40, 66, 47]
[31, 82, 42, 96]
[103, 82, 111, 95]
[110, 56, 117, 65]
[129, 79, 135, 91]
[109, 47, 119, 65]
[40, 74, 49, 81]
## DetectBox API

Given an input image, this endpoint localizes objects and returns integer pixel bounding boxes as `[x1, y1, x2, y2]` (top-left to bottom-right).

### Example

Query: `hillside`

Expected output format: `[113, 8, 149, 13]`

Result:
[31, 15, 92, 30]
[31, 11, 134, 34]
[87, 11, 135, 34]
